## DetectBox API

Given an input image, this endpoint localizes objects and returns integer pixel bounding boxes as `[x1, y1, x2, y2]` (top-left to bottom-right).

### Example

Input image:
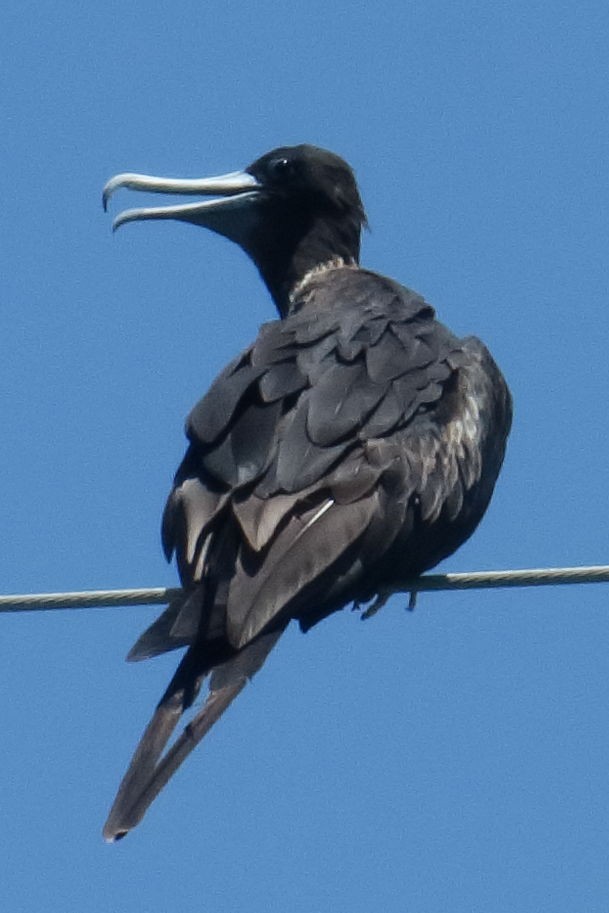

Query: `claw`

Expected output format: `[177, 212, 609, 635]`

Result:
[361, 591, 390, 620]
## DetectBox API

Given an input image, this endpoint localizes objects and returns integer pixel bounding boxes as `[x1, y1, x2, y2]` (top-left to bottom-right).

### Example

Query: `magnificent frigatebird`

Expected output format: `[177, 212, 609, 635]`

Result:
[102, 144, 512, 840]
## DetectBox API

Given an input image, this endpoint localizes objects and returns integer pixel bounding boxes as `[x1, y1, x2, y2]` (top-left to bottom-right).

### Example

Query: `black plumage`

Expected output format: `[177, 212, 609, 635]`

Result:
[102, 144, 512, 839]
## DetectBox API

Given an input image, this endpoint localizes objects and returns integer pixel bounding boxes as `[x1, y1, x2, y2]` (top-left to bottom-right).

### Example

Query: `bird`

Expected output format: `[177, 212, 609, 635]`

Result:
[102, 144, 512, 840]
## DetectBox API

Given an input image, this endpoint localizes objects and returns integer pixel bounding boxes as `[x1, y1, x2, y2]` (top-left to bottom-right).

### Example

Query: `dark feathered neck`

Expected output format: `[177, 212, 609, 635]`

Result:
[248, 209, 363, 317]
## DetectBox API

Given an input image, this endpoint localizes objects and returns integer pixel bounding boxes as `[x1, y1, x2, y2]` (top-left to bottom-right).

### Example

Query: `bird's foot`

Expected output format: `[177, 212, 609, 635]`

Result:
[359, 588, 418, 620]
[360, 591, 390, 620]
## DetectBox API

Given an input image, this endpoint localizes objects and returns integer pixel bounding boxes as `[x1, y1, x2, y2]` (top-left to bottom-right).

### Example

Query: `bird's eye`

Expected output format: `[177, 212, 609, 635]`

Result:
[268, 157, 295, 180]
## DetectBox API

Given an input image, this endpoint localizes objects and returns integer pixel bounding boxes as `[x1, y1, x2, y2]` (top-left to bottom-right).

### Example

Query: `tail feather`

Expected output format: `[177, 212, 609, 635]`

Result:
[103, 626, 284, 841]
[126, 595, 192, 662]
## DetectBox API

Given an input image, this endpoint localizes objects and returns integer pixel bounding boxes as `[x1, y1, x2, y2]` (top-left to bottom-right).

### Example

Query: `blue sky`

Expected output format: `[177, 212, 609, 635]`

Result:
[2, 1, 609, 910]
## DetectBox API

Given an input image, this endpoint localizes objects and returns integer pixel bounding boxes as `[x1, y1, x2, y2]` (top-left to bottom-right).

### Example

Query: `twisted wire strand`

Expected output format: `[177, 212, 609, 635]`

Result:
[1, 565, 608, 614]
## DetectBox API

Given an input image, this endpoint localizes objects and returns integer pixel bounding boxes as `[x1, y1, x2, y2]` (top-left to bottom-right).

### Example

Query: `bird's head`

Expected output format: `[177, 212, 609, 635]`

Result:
[103, 144, 367, 315]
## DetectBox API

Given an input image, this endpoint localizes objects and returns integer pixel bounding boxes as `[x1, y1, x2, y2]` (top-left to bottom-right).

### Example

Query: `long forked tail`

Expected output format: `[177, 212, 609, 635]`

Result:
[103, 627, 284, 841]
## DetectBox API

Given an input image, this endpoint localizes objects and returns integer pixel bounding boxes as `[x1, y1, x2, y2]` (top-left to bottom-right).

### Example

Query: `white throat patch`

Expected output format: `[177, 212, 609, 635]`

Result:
[289, 257, 356, 304]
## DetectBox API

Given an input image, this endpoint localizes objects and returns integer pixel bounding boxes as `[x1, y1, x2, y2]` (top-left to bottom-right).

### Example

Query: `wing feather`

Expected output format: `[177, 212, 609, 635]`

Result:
[306, 363, 386, 446]
[226, 493, 378, 647]
[187, 361, 263, 444]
